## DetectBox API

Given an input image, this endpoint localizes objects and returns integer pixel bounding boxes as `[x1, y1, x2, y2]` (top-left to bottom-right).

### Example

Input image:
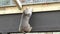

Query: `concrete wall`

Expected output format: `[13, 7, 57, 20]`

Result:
[0, 3, 60, 14]
[0, 2, 60, 34]
[10, 32, 60, 34]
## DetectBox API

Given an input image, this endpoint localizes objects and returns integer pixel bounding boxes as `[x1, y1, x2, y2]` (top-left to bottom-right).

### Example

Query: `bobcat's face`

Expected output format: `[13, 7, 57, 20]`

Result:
[24, 8, 32, 16]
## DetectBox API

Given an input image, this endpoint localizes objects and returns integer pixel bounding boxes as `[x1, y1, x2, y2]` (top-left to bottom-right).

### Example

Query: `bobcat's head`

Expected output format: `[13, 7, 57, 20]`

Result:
[24, 7, 33, 16]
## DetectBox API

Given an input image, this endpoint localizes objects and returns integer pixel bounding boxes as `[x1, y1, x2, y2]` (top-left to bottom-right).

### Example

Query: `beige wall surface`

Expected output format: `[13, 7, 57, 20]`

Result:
[10, 32, 60, 34]
[0, 3, 60, 14]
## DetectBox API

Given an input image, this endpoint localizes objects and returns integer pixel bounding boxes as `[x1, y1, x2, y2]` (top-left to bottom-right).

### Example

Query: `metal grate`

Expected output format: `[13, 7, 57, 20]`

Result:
[0, 0, 60, 7]
[22, 0, 60, 5]
[0, 0, 15, 7]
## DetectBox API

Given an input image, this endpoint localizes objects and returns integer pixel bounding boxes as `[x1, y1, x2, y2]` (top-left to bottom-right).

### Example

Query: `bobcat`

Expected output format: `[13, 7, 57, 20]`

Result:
[19, 7, 33, 33]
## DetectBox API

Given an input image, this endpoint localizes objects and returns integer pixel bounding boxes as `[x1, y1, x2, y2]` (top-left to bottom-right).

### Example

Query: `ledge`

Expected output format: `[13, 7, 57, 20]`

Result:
[0, 3, 60, 14]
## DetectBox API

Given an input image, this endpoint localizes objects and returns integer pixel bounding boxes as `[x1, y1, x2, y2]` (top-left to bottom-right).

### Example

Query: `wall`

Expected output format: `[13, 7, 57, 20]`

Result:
[0, 2, 60, 34]
[10, 32, 60, 34]
[0, 3, 60, 14]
